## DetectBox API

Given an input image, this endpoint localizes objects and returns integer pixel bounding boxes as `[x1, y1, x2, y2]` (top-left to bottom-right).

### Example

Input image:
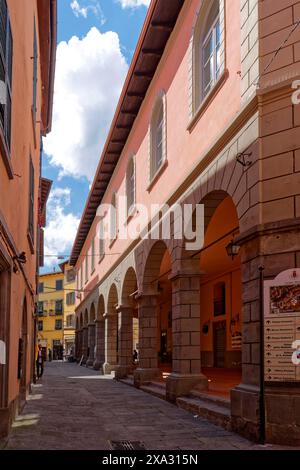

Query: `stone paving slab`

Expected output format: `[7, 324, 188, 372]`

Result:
[3, 362, 293, 450]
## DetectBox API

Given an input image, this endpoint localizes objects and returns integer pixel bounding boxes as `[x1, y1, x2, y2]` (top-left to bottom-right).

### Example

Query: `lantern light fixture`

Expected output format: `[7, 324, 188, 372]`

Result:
[226, 240, 240, 259]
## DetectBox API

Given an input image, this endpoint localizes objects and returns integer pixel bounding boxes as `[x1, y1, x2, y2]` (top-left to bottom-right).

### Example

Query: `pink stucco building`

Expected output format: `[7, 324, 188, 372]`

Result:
[71, 0, 300, 445]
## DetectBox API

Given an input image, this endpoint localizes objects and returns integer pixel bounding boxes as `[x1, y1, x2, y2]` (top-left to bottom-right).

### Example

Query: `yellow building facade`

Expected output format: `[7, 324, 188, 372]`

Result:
[37, 271, 64, 360]
[60, 261, 76, 357]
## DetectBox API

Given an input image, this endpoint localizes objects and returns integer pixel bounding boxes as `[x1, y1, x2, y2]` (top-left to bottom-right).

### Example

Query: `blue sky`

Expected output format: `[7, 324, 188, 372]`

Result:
[41, 0, 149, 272]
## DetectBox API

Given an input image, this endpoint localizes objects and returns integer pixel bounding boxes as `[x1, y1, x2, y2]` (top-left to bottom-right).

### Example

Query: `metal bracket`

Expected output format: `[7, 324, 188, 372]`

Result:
[236, 152, 252, 167]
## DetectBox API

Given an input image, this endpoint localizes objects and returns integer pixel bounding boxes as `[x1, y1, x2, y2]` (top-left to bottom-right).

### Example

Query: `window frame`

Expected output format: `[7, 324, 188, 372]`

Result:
[149, 94, 167, 184]
[55, 319, 62, 331]
[27, 157, 35, 250]
[99, 218, 105, 262]
[201, 15, 221, 100]
[55, 299, 63, 315]
[91, 237, 95, 273]
[126, 155, 135, 217]
[55, 279, 63, 291]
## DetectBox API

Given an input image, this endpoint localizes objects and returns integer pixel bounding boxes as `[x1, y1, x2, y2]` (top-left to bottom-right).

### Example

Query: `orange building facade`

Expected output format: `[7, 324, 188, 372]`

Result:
[0, 0, 56, 437]
[71, 0, 300, 445]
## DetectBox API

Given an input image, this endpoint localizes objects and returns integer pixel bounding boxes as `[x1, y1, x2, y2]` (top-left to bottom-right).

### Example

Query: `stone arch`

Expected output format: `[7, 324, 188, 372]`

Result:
[97, 294, 105, 320]
[89, 302, 96, 323]
[79, 312, 83, 329]
[121, 267, 137, 306]
[107, 283, 119, 314]
[84, 309, 88, 326]
[141, 240, 172, 292]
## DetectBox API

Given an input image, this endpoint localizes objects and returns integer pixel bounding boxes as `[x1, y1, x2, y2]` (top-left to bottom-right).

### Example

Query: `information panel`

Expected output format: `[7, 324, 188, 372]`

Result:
[264, 269, 300, 382]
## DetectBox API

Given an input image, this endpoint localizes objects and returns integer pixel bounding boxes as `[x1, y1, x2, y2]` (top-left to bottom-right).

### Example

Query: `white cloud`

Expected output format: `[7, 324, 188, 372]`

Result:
[44, 188, 80, 267]
[43, 27, 128, 181]
[70, 0, 105, 23]
[117, 0, 150, 8]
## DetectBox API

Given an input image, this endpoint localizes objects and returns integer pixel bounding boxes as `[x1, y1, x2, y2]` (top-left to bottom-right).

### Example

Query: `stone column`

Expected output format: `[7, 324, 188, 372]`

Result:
[103, 313, 118, 374]
[76, 329, 82, 361]
[115, 306, 133, 379]
[93, 319, 105, 370]
[166, 272, 208, 402]
[133, 293, 161, 387]
[86, 323, 96, 367]
[81, 326, 88, 365]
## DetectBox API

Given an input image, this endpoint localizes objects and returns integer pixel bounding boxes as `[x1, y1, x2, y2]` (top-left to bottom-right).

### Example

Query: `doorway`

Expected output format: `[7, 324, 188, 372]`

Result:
[213, 321, 226, 368]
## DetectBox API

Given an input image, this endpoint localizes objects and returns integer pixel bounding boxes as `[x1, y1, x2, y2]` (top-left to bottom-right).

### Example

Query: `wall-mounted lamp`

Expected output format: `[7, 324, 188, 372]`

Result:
[226, 240, 240, 259]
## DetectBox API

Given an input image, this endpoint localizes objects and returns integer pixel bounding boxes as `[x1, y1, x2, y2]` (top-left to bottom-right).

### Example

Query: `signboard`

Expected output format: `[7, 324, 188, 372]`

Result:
[264, 269, 300, 382]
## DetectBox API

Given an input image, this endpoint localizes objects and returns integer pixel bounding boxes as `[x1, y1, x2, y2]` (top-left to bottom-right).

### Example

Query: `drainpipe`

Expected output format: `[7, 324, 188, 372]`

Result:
[258, 265, 265, 444]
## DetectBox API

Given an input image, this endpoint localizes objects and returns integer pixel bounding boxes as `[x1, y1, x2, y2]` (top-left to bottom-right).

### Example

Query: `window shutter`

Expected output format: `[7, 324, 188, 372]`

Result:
[28, 158, 35, 243]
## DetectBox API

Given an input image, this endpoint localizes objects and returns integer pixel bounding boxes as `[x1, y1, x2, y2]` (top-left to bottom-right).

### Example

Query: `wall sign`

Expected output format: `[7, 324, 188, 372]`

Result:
[264, 269, 300, 382]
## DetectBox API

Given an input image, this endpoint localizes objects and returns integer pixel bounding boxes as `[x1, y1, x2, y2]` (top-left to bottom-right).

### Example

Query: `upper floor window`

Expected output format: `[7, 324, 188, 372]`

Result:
[85, 256, 88, 283]
[126, 156, 135, 216]
[66, 314, 75, 328]
[66, 268, 75, 283]
[150, 93, 166, 181]
[28, 157, 35, 246]
[55, 300, 63, 315]
[202, 1, 220, 98]
[55, 279, 63, 291]
[32, 18, 38, 126]
[191, 0, 224, 115]
[38, 282, 44, 293]
[66, 291, 75, 306]
[55, 319, 62, 330]
[38, 320, 43, 331]
[110, 193, 117, 242]
[0, 0, 13, 151]
[99, 219, 105, 261]
[37, 301, 44, 316]
[91, 237, 95, 272]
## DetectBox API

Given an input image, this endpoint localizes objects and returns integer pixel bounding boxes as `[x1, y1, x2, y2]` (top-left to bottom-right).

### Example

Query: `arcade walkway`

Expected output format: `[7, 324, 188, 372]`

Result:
[3, 362, 287, 450]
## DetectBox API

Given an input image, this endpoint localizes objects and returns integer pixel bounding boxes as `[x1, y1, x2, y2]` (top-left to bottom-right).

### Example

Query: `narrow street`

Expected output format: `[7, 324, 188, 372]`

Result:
[2, 362, 284, 451]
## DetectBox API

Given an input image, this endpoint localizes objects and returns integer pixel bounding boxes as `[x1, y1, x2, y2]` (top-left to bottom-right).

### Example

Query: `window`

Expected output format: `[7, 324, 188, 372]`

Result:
[32, 19, 38, 126]
[56, 279, 63, 291]
[110, 193, 117, 241]
[38, 320, 43, 331]
[91, 237, 95, 272]
[28, 158, 35, 245]
[85, 256, 88, 283]
[79, 266, 82, 290]
[190, 0, 224, 116]
[37, 301, 44, 316]
[38, 282, 44, 293]
[214, 282, 226, 317]
[55, 319, 62, 330]
[66, 314, 75, 328]
[99, 219, 105, 261]
[0, 0, 13, 151]
[55, 300, 63, 315]
[126, 156, 135, 216]
[202, 2, 220, 98]
[66, 268, 75, 283]
[150, 93, 166, 182]
[66, 291, 75, 306]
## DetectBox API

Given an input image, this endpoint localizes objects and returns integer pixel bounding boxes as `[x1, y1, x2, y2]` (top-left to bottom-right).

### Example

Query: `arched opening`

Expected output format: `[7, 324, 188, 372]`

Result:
[121, 267, 138, 373]
[19, 297, 28, 404]
[86, 303, 96, 366]
[81, 309, 89, 364]
[199, 193, 242, 398]
[104, 283, 118, 373]
[94, 295, 105, 370]
[142, 241, 172, 376]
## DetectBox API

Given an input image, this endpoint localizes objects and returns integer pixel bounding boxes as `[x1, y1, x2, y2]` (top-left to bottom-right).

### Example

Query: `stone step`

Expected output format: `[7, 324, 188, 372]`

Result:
[189, 390, 231, 409]
[176, 396, 231, 431]
[140, 383, 166, 400]
[119, 377, 134, 387]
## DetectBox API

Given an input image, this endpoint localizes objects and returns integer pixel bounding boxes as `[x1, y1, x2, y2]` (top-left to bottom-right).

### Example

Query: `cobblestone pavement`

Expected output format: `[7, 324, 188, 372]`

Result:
[4, 362, 290, 450]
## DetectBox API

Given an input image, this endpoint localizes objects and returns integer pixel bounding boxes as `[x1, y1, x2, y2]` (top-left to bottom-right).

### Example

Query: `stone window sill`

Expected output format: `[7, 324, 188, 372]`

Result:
[147, 159, 168, 193]
[187, 69, 229, 133]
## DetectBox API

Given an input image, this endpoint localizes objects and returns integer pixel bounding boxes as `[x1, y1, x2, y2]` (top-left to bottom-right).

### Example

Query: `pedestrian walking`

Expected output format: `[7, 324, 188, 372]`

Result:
[36, 344, 44, 379]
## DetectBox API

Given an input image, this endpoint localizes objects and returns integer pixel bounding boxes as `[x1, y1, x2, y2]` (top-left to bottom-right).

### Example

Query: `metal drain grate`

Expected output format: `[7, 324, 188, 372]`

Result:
[109, 440, 146, 450]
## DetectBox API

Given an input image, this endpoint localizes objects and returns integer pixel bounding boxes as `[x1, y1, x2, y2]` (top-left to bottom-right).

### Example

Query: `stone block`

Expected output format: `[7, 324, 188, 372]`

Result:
[166, 373, 208, 402]
[266, 394, 294, 425]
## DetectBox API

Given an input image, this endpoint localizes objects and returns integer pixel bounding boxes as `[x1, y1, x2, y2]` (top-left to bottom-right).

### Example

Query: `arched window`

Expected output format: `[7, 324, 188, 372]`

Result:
[150, 93, 166, 181]
[190, 0, 224, 115]
[110, 193, 117, 241]
[126, 156, 135, 216]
